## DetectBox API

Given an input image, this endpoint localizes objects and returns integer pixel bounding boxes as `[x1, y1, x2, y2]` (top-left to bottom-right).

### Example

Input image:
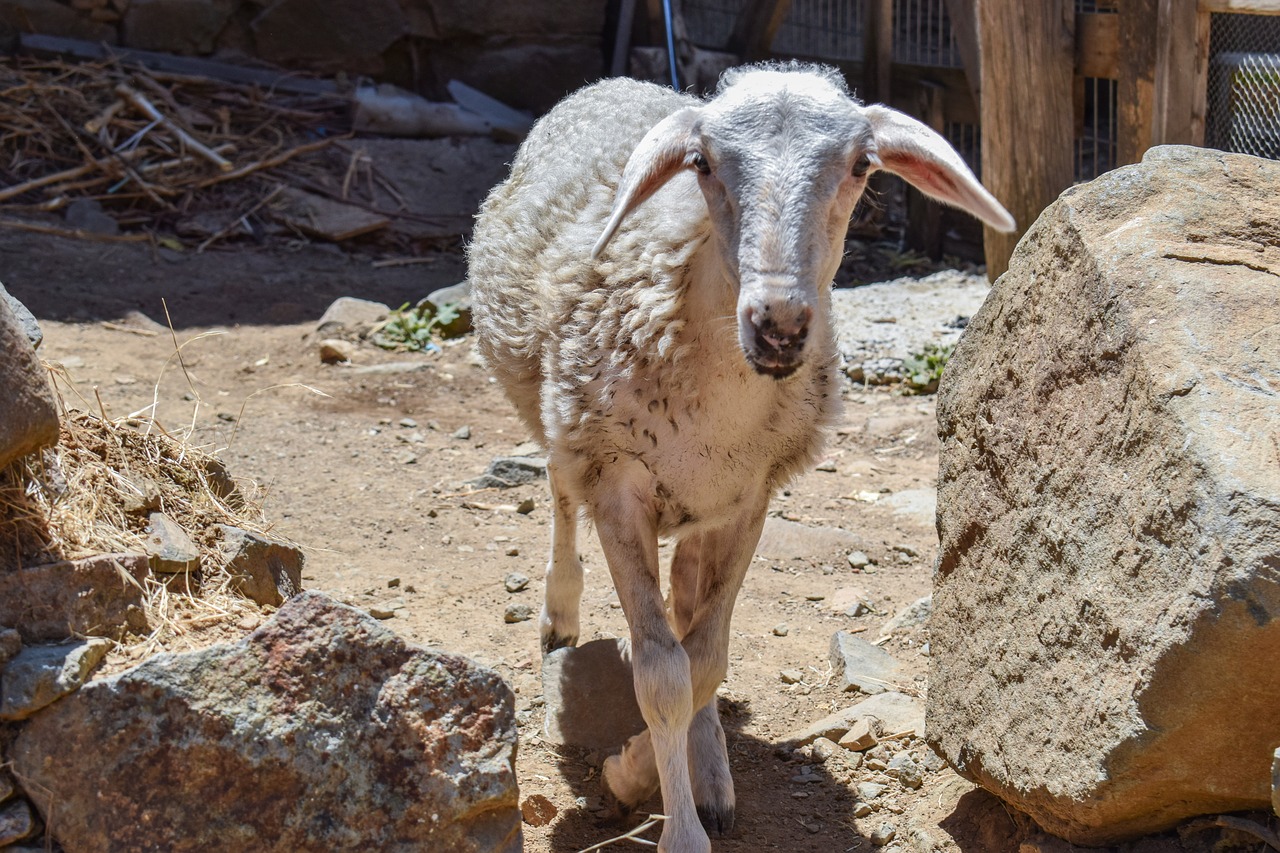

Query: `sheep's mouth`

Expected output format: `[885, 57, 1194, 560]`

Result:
[746, 350, 803, 379]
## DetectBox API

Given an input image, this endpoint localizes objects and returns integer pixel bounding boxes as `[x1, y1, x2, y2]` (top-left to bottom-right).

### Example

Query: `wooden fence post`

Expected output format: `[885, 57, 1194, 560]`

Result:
[978, 0, 1076, 279]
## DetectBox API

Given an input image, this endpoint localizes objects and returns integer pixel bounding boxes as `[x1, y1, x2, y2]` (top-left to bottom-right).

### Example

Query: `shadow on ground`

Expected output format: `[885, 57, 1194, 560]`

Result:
[1, 230, 465, 329]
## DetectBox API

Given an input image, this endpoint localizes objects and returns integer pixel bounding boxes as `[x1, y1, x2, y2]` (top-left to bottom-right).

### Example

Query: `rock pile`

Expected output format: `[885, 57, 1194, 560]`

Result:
[10, 592, 522, 852]
[930, 146, 1280, 844]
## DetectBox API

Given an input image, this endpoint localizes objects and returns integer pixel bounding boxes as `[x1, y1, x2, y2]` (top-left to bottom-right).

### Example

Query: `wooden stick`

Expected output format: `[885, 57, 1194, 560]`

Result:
[371, 257, 437, 269]
[0, 161, 98, 202]
[190, 135, 341, 189]
[115, 83, 233, 172]
[0, 217, 151, 243]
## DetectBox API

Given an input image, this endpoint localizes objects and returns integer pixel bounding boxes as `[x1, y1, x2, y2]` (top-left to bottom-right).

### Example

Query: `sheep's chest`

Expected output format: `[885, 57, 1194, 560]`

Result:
[567, 350, 829, 536]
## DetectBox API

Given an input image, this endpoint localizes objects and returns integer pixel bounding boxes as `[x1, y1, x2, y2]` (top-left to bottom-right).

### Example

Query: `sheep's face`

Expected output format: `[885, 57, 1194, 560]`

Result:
[692, 71, 873, 378]
[592, 65, 1016, 380]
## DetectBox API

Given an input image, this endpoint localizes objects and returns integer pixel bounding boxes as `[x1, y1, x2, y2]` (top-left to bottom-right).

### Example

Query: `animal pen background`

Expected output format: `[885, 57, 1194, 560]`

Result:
[675, 0, 1280, 267]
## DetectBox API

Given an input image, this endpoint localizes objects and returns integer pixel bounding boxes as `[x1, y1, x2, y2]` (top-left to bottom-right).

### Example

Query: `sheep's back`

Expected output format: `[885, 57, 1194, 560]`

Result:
[468, 78, 697, 440]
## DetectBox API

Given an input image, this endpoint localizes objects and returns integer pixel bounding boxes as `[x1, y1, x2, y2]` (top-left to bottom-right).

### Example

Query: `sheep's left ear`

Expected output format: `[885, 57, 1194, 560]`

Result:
[865, 105, 1016, 233]
[593, 107, 700, 258]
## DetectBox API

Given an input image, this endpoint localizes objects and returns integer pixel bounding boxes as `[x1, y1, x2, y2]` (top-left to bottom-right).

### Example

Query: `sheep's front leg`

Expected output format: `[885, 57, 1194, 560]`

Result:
[611, 496, 769, 838]
[594, 471, 707, 853]
[541, 461, 583, 653]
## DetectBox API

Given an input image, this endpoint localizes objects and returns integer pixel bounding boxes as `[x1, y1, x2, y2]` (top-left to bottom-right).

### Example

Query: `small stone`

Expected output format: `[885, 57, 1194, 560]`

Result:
[857, 782, 886, 802]
[368, 606, 398, 620]
[318, 338, 355, 364]
[521, 793, 557, 827]
[144, 512, 200, 574]
[469, 456, 548, 489]
[506, 547, 520, 557]
[504, 573, 530, 593]
[772, 623, 790, 637]
[815, 459, 837, 472]
[870, 822, 896, 846]
[853, 801, 873, 818]
[804, 593, 825, 602]
[65, 198, 119, 236]
[399, 452, 419, 465]
[0, 639, 112, 721]
[504, 604, 533, 623]
[866, 758, 889, 771]
[215, 525, 304, 608]
[398, 418, 418, 428]
[314, 296, 390, 339]
[452, 425, 472, 440]
[0, 799, 35, 846]
[811, 737, 840, 760]
[0, 627, 21, 669]
[388, 578, 401, 588]
[890, 544, 918, 559]
[921, 748, 947, 773]
[516, 498, 536, 515]
[887, 752, 923, 789]
[839, 717, 879, 752]
[803, 819, 821, 833]
[830, 631, 907, 694]
[848, 550, 871, 569]
[780, 669, 804, 685]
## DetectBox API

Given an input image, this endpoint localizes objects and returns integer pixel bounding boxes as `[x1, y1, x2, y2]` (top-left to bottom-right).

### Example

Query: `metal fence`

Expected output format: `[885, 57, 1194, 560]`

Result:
[1206, 12, 1280, 159]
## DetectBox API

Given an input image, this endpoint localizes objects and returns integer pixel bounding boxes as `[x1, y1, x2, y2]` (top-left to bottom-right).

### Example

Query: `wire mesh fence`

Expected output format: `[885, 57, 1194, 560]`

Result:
[1206, 12, 1280, 160]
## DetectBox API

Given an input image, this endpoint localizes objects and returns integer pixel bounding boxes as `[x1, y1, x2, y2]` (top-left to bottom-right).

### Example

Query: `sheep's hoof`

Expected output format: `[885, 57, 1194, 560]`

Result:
[540, 632, 578, 655]
[600, 775, 639, 823]
[697, 804, 735, 837]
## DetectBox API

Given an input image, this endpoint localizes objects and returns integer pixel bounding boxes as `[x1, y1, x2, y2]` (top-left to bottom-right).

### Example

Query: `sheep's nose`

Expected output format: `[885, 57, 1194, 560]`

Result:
[743, 299, 812, 378]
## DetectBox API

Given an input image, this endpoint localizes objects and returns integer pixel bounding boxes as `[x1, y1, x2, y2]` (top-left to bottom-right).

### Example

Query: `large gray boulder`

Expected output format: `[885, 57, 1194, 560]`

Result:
[929, 146, 1280, 844]
[10, 591, 521, 852]
[0, 290, 58, 471]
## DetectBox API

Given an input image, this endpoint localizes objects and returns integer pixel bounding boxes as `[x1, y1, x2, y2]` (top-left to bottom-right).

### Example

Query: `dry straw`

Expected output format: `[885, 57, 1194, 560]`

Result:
[0, 364, 289, 660]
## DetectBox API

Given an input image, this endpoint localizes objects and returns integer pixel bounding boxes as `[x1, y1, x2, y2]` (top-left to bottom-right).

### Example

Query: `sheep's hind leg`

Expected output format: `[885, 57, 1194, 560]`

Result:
[670, 535, 735, 836]
[540, 461, 582, 653]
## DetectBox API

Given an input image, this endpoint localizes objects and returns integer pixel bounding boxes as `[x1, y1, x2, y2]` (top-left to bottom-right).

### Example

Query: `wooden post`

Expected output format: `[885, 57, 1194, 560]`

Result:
[1117, 0, 1159, 164]
[905, 81, 947, 260]
[727, 0, 794, 61]
[978, 0, 1075, 280]
[942, 0, 982, 107]
[1153, 0, 1211, 147]
[862, 0, 894, 104]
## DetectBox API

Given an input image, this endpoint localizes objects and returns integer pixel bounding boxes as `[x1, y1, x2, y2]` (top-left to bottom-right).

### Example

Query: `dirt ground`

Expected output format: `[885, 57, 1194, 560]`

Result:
[3, 208, 1055, 853]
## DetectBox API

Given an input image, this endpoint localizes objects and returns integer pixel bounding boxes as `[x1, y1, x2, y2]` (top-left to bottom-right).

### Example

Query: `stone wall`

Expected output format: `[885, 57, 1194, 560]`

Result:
[0, 0, 608, 112]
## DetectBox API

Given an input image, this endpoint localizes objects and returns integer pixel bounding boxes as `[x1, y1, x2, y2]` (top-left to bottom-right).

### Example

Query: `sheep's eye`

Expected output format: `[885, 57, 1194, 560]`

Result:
[852, 153, 872, 178]
[691, 152, 711, 175]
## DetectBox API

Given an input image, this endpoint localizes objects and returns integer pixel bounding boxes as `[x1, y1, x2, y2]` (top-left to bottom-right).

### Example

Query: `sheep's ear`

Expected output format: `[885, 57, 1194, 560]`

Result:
[592, 107, 700, 258]
[865, 105, 1016, 233]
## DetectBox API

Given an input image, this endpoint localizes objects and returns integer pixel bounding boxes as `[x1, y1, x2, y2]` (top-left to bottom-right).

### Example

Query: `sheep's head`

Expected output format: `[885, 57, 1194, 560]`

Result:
[593, 64, 1015, 379]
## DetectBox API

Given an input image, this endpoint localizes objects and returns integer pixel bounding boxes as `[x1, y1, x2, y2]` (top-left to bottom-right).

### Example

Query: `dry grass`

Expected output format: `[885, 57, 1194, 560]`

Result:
[0, 385, 286, 660]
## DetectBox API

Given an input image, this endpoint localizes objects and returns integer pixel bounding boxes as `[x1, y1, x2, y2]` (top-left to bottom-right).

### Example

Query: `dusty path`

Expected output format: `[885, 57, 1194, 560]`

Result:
[7, 228, 1019, 852]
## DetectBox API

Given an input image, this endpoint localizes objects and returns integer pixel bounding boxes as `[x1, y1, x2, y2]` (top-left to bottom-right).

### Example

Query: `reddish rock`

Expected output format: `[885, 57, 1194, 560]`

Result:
[0, 553, 149, 642]
[10, 591, 520, 852]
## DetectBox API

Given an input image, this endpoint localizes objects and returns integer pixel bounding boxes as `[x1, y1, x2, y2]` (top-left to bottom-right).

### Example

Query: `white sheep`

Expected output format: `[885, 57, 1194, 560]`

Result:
[468, 63, 1014, 853]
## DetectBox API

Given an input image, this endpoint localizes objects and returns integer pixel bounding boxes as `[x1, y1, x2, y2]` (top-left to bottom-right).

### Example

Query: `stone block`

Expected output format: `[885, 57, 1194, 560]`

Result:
[542, 637, 646, 749]
[0, 553, 150, 642]
[0, 292, 58, 471]
[929, 146, 1280, 844]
